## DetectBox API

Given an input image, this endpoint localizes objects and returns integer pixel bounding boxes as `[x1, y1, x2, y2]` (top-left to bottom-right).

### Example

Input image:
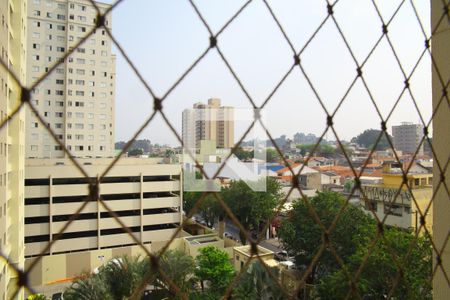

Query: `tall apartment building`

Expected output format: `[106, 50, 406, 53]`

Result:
[392, 122, 424, 155]
[0, 1, 27, 299]
[26, 0, 115, 159]
[182, 98, 234, 150]
[24, 158, 182, 286]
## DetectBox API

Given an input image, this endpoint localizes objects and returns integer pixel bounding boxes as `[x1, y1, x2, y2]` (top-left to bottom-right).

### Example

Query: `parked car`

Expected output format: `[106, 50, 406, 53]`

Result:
[275, 250, 294, 261]
[52, 293, 63, 300]
[224, 232, 233, 238]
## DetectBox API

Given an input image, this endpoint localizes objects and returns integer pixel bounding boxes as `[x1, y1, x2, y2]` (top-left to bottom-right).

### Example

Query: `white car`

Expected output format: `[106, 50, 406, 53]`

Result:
[93, 257, 122, 275]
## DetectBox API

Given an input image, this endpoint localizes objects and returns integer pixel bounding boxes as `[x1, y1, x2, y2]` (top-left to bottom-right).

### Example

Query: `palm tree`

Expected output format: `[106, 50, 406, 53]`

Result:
[63, 256, 147, 300]
[63, 251, 195, 300]
[233, 261, 285, 300]
[156, 250, 196, 298]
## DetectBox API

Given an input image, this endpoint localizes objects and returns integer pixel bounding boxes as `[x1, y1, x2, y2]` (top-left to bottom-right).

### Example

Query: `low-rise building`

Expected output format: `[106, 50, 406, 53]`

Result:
[183, 234, 224, 258]
[276, 163, 321, 190]
[360, 161, 433, 234]
[233, 245, 277, 272]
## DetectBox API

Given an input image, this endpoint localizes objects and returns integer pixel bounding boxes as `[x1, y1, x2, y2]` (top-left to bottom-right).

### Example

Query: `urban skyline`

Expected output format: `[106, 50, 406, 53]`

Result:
[0, 0, 448, 299]
[109, 0, 432, 145]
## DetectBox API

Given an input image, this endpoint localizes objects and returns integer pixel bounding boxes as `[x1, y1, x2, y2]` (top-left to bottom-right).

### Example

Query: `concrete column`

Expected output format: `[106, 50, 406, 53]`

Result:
[97, 175, 101, 250]
[49, 175, 53, 255]
[140, 173, 143, 243]
[431, 1, 450, 299]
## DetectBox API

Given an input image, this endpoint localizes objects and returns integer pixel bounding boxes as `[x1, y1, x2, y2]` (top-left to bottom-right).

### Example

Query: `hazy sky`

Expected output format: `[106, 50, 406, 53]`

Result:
[106, 0, 432, 146]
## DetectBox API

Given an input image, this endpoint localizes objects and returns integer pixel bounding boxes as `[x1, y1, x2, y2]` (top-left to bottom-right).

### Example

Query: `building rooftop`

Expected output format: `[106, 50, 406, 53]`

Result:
[184, 234, 221, 245]
[234, 245, 274, 257]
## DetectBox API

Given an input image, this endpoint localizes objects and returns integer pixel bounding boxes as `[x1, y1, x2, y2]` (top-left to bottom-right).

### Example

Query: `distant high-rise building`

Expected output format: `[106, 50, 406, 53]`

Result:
[0, 1, 26, 298]
[26, 0, 116, 158]
[293, 132, 318, 145]
[392, 122, 424, 155]
[182, 98, 234, 150]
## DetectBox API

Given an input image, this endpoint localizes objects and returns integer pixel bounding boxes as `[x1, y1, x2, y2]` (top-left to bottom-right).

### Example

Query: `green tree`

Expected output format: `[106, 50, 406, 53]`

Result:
[155, 250, 196, 298]
[351, 129, 392, 150]
[64, 256, 147, 300]
[128, 148, 144, 156]
[266, 148, 281, 162]
[317, 228, 432, 300]
[222, 178, 282, 244]
[234, 147, 254, 161]
[184, 192, 222, 228]
[278, 191, 375, 283]
[296, 143, 337, 157]
[233, 261, 284, 300]
[195, 246, 234, 294]
[64, 253, 195, 300]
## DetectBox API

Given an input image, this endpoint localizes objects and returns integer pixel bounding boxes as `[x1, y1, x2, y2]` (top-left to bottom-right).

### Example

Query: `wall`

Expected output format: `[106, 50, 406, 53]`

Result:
[431, 1, 450, 298]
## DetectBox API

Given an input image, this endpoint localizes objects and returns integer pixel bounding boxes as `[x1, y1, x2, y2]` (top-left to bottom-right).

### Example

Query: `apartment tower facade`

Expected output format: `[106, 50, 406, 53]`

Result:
[26, 0, 115, 159]
[182, 98, 234, 150]
[0, 1, 27, 299]
[392, 122, 424, 155]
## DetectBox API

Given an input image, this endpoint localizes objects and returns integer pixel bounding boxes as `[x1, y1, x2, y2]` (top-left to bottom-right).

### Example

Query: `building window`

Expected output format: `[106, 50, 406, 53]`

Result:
[364, 200, 377, 211]
[31, 145, 38, 151]
[384, 204, 403, 217]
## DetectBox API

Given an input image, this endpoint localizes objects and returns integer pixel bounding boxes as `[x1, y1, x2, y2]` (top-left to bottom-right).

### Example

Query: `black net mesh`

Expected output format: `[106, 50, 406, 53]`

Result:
[0, 0, 449, 299]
